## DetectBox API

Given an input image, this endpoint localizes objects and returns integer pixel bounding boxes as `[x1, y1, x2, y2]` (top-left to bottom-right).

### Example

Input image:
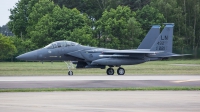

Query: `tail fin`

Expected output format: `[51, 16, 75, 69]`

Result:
[138, 25, 160, 49]
[150, 23, 174, 53]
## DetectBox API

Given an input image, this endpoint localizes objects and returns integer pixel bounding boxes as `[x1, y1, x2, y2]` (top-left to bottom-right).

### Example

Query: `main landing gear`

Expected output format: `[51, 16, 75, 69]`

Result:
[106, 67, 125, 75]
[107, 68, 114, 75]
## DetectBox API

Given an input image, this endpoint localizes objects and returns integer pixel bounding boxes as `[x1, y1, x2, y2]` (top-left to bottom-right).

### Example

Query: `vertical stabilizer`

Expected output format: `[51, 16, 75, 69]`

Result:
[150, 23, 174, 53]
[138, 25, 160, 49]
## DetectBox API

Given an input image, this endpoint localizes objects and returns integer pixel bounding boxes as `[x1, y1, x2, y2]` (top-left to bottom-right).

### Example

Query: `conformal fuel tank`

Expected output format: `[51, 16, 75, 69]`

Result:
[91, 58, 145, 66]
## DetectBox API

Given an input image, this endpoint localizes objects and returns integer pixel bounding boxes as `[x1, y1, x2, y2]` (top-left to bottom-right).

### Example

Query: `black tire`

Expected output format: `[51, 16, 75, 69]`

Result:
[106, 68, 114, 75]
[117, 67, 125, 75]
[68, 71, 73, 75]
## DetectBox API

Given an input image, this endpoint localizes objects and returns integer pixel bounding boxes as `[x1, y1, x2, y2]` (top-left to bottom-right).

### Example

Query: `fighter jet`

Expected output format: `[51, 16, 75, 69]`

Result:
[16, 23, 185, 75]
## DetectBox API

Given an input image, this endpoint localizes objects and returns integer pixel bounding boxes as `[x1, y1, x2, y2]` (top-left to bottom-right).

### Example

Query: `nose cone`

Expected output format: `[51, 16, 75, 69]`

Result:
[16, 50, 38, 61]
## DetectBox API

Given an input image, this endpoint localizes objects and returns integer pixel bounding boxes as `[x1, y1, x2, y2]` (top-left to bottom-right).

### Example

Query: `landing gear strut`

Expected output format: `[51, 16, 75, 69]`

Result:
[64, 61, 74, 76]
[106, 67, 125, 75]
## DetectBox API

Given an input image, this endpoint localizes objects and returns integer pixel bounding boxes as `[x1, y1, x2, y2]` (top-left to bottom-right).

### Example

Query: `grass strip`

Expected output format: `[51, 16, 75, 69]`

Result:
[1, 60, 200, 76]
[0, 87, 200, 92]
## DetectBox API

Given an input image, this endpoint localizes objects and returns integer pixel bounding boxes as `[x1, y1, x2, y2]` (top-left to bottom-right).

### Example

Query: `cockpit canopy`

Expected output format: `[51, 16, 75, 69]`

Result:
[44, 40, 78, 49]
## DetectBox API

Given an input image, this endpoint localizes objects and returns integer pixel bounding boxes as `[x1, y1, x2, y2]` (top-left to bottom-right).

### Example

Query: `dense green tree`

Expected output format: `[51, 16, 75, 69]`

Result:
[27, 0, 55, 38]
[136, 5, 166, 33]
[53, 0, 151, 20]
[53, 0, 121, 20]
[8, 0, 39, 39]
[69, 26, 97, 46]
[7, 0, 200, 59]
[54, 0, 98, 19]
[0, 34, 17, 60]
[150, 0, 186, 38]
[121, 0, 151, 11]
[183, 0, 200, 57]
[127, 17, 143, 48]
[151, 0, 200, 57]
[10, 37, 36, 56]
[30, 5, 95, 48]
[0, 25, 13, 36]
[96, 6, 142, 49]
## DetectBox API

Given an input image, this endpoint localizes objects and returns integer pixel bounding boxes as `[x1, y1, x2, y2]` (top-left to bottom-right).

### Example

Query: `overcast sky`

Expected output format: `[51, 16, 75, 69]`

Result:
[0, 0, 19, 27]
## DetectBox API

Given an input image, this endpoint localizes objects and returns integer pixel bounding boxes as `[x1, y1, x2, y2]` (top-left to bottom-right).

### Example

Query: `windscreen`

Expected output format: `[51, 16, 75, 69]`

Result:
[44, 41, 78, 49]
[44, 44, 53, 49]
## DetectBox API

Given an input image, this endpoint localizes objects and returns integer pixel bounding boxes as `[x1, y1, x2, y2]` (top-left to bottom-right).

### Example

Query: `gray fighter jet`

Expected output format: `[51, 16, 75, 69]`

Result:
[16, 23, 185, 75]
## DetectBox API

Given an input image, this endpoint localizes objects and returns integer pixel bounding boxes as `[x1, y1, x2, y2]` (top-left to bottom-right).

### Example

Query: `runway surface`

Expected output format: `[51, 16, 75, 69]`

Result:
[0, 76, 200, 88]
[1, 76, 200, 112]
[0, 91, 200, 112]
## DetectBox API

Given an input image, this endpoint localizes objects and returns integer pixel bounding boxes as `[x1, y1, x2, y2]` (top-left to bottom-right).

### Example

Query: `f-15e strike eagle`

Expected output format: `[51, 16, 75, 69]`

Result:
[16, 23, 187, 75]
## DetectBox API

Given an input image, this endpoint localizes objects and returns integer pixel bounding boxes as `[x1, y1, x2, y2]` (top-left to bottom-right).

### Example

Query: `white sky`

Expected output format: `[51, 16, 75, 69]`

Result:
[0, 0, 19, 27]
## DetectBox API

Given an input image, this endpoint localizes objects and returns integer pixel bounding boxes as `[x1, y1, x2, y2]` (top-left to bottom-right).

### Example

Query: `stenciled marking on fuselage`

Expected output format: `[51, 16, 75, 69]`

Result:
[49, 56, 58, 57]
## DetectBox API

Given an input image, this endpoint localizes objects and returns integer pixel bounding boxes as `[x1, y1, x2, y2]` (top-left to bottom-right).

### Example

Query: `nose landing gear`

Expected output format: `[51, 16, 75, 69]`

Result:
[64, 61, 74, 76]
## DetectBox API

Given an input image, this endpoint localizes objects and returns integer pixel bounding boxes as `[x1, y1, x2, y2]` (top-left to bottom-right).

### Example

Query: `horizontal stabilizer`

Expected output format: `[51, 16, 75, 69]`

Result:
[169, 53, 191, 57]
[155, 53, 191, 58]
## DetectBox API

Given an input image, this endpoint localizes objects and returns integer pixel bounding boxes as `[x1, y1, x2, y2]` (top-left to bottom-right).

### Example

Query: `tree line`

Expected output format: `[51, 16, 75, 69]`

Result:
[0, 0, 200, 61]
[0, 25, 13, 36]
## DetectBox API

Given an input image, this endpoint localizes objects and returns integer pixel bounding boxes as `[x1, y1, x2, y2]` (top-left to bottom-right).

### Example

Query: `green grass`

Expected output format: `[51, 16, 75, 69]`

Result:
[0, 87, 200, 92]
[0, 60, 200, 76]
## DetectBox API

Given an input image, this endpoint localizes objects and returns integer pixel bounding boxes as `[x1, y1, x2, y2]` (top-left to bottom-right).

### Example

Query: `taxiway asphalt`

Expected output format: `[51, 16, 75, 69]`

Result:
[1, 76, 200, 112]
[0, 91, 200, 112]
[0, 76, 200, 88]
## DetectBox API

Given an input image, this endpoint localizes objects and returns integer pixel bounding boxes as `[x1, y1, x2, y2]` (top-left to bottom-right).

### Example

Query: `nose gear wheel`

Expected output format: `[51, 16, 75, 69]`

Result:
[68, 71, 73, 75]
